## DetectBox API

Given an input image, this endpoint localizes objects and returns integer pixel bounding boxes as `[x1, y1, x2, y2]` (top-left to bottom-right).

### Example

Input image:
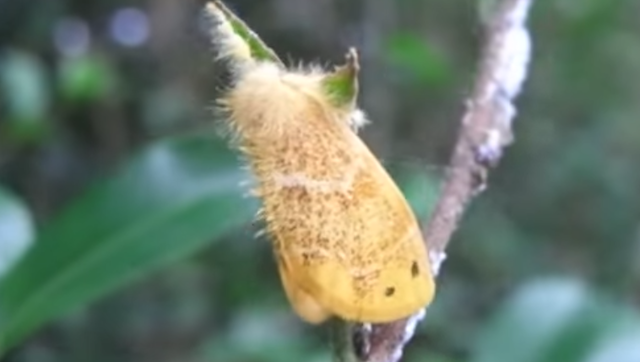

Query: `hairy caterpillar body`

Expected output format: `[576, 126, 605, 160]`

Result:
[207, 1, 435, 323]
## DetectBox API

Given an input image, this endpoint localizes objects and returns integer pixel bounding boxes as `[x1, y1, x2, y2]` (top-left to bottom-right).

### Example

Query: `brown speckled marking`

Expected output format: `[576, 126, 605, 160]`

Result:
[411, 261, 420, 278]
[384, 287, 396, 297]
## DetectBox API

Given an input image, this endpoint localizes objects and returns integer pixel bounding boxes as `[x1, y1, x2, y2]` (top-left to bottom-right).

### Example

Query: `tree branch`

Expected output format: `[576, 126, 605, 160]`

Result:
[334, 0, 535, 361]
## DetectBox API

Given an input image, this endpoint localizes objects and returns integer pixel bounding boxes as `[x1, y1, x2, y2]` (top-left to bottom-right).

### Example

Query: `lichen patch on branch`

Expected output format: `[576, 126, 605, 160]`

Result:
[361, 1, 535, 361]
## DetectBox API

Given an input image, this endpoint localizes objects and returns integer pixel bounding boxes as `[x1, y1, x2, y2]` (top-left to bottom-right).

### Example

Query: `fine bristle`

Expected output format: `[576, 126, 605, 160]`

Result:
[349, 109, 369, 131]
[221, 64, 325, 139]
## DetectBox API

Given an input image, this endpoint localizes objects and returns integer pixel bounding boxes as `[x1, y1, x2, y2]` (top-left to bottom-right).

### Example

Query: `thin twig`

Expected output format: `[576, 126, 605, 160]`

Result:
[335, 0, 535, 361]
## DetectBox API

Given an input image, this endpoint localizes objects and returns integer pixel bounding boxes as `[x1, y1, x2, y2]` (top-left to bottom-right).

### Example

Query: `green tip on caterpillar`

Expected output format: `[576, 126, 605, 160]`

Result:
[205, 1, 283, 66]
[322, 48, 360, 109]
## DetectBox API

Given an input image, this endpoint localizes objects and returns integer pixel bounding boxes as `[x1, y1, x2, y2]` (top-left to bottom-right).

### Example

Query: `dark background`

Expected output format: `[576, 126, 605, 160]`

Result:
[1, 1, 640, 362]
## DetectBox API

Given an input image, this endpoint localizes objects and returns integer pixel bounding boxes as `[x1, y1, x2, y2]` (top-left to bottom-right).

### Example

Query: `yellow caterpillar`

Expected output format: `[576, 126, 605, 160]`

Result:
[206, 1, 435, 324]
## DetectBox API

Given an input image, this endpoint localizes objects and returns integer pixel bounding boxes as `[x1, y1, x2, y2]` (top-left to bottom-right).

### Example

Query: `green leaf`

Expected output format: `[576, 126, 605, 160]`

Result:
[0, 133, 257, 354]
[584, 323, 640, 362]
[322, 49, 359, 109]
[471, 278, 640, 362]
[206, 1, 283, 65]
[0, 188, 35, 279]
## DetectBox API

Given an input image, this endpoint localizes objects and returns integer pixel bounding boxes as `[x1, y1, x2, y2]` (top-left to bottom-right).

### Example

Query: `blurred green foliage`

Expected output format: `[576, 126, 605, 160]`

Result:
[384, 33, 453, 87]
[0, 133, 256, 352]
[471, 278, 640, 362]
[0, 51, 50, 143]
[0, 188, 34, 278]
[58, 55, 117, 104]
[1, 0, 640, 362]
